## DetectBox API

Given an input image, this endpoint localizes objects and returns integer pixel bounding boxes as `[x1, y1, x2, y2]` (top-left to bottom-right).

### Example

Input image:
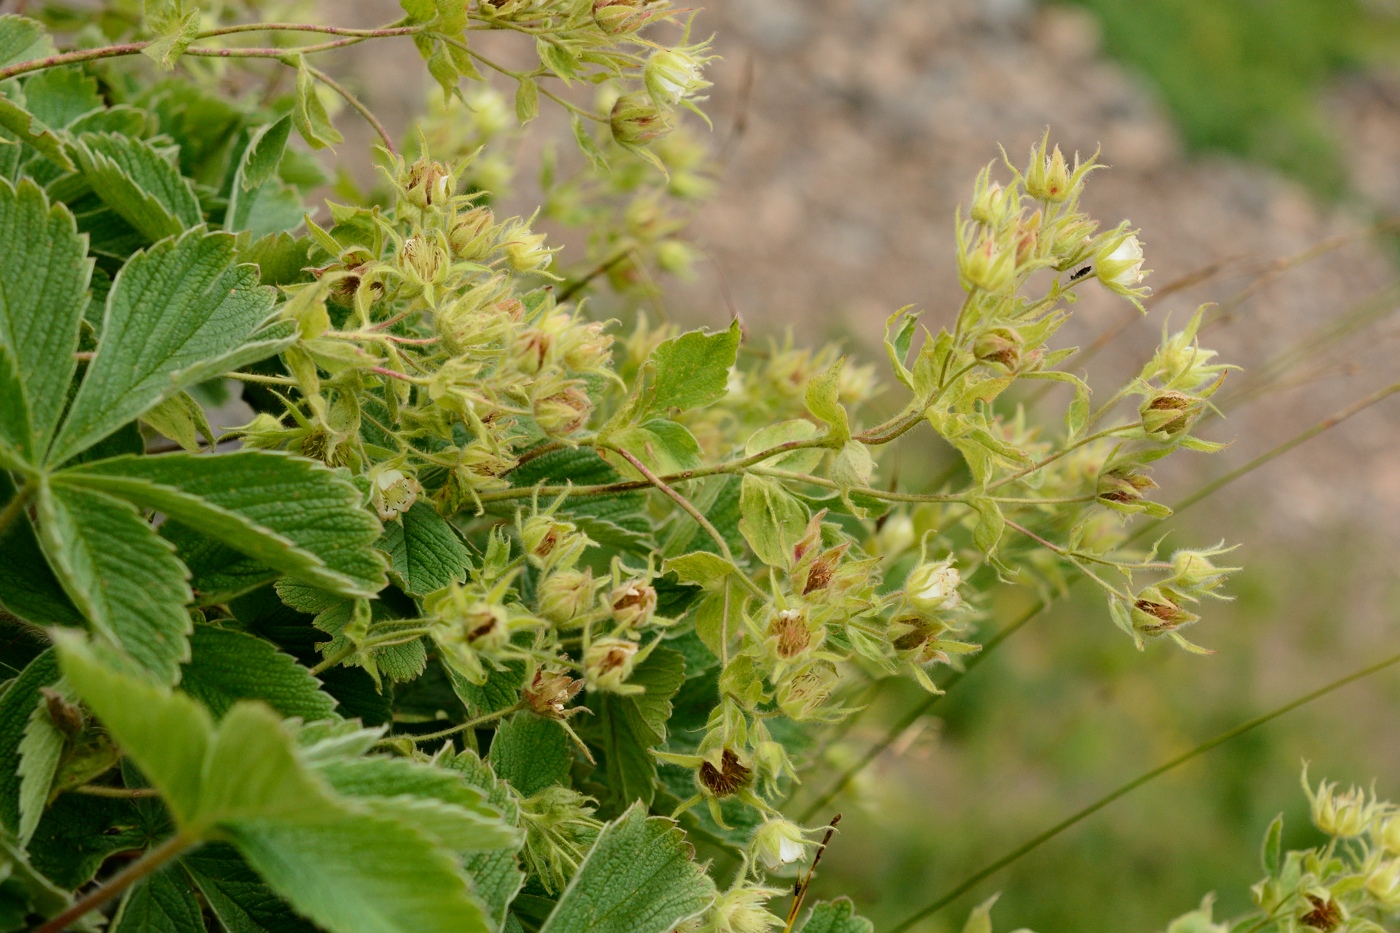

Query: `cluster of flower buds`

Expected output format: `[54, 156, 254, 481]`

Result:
[424, 581, 537, 684]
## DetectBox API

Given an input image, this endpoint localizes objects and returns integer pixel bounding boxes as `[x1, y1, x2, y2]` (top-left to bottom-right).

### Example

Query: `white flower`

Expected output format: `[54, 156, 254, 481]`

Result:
[906, 558, 961, 613]
[750, 819, 809, 872]
[371, 468, 420, 521]
[645, 48, 706, 104]
[1099, 235, 1145, 289]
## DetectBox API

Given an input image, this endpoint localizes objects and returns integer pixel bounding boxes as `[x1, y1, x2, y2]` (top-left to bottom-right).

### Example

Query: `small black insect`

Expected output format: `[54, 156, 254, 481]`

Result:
[1069, 265, 1092, 282]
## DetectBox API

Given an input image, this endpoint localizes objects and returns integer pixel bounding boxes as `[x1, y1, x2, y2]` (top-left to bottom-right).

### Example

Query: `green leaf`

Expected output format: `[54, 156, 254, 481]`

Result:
[639, 320, 740, 418]
[198, 702, 330, 825]
[0, 833, 79, 926]
[48, 229, 281, 464]
[538, 803, 714, 933]
[442, 751, 525, 929]
[446, 657, 526, 716]
[60, 450, 387, 598]
[141, 9, 200, 70]
[26, 792, 150, 890]
[382, 500, 471, 597]
[738, 473, 808, 569]
[16, 686, 66, 844]
[225, 809, 491, 933]
[180, 625, 338, 722]
[970, 496, 1004, 555]
[583, 647, 684, 809]
[0, 15, 55, 67]
[70, 133, 202, 242]
[227, 115, 295, 233]
[489, 713, 571, 796]
[55, 634, 209, 826]
[743, 420, 823, 473]
[37, 483, 193, 683]
[515, 77, 539, 124]
[663, 552, 735, 589]
[609, 419, 702, 477]
[0, 93, 77, 173]
[804, 357, 850, 445]
[183, 842, 320, 933]
[290, 56, 342, 149]
[22, 66, 102, 129]
[314, 756, 519, 854]
[112, 861, 203, 933]
[800, 898, 875, 933]
[0, 475, 84, 629]
[0, 179, 91, 462]
[0, 650, 59, 837]
[1262, 813, 1283, 876]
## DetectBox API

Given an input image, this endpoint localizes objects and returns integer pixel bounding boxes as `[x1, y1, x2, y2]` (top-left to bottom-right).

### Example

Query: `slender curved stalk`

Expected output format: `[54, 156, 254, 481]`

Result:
[305, 64, 396, 154]
[383, 702, 524, 746]
[887, 650, 1400, 932]
[0, 480, 34, 539]
[34, 833, 197, 933]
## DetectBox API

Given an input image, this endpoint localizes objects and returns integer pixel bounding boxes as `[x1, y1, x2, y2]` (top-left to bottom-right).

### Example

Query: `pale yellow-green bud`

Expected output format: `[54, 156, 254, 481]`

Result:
[960, 233, 1015, 293]
[970, 179, 1014, 228]
[522, 514, 590, 570]
[905, 557, 960, 614]
[449, 206, 496, 261]
[1367, 859, 1400, 909]
[645, 47, 707, 105]
[1169, 546, 1239, 597]
[705, 884, 784, 933]
[402, 157, 453, 210]
[610, 91, 674, 147]
[1026, 144, 1072, 202]
[1140, 389, 1205, 443]
[973, 326, 1024, 371]
[369, 466, 421, 521]
[398, 234, 448, 287]
[592, 0, 658, 35]
[560, 320, 613, 373]
[875, 513, 915, 557]
[1381, 813, 1400, 856]
[534, 386, 593, 437]
[1304, 769, 1378, 838]
[233, 412, 293, 450]
[584, 637, 640, 692]
[498, 219, 554, 273]
[1096, 234, 1147, 293]
[537, 569, 595, 626]
[749, 819, 810, 873]
[609, 581, 657, 629]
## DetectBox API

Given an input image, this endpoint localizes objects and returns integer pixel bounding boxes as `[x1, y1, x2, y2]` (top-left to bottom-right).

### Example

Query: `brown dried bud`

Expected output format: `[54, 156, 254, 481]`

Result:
[974, 327, 1024, 371]
[523, 668, 585, 720]
[1140, 390, 1204, 441]
[1300, 895, 1342, 932]
[534, 387, 593, 437]
[403, 158, 453, 210]
[1130, 588, 1200, 637]
[584, 637, 640, 692]
[40, 688, 83, 737]
[609, 581, 657, 629]
[698, 749, 751, 798]
[766, 609, 811, 660]
[1097, 466, 1158, 504]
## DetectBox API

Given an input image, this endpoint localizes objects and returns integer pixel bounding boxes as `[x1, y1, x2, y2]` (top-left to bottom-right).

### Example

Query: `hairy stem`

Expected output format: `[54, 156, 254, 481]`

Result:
[384, 702, 525, 746]
[887, 650, 1400, 932]
[0, 480, 34, 539]
[34, 832, 197, 933]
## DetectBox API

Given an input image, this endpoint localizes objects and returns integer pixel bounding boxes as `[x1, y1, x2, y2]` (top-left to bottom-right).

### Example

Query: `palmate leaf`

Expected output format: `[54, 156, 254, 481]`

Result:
[69, 132, 201, 242]
[48, 228, 285, 465]
[57, 636, 496, 933]
[537, 803, 714, 933]
[0, 179, 91, 464]
[59, 450, 387, 598]
[35, 482, 193, 684]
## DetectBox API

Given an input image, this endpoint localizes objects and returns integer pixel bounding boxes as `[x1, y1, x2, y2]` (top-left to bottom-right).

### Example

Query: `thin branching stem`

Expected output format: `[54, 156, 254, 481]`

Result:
[33, 833, 198, 933]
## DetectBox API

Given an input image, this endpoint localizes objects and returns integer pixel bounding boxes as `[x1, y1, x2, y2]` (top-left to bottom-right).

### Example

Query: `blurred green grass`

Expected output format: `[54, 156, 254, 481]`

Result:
[1055, 0, 1400, 197]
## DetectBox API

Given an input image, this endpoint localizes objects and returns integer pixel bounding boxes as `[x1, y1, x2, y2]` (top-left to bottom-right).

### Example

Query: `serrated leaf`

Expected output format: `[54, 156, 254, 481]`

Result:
[227, 114, 294, 228]
[489, 713, 571, 797]
[48, 229, 281, 464]
[17, 687, 66, 844]
[290, 56, 342, 149]
[112, 861, 203, 933]
[22, 66, 102, 128]
[1262, 813, 1282, 875]
[663, 551, 735, 589]
[504, 447, 654, 554]
[36, 482, 193, 683]
[442, 751, 525, 928]
[141, 10, 199, 70]
[800, 898, 875, 933]
[805, 357, 850, 445]
[0, 649, 59, 838]
[738, 473, 807, 569]
[609, 419, 702, 478]
[0, 94, 76, 173]
[446, 657, 526, 716]
[59, 450, 387, 598]
[0, 179, 91, 462]
[241, 232, 314, 286]
[181, 625, 338, 722]
[743, 420, 823, 473]
[538, 803, 714, 933]
[383, 500, 471, 597]
[70, 133, 201, 241]
[970, 496, 1004, 555]
[225, 810, 491, 933]
[55, 634, 209, 825]
[0, 15, 55, 67]
[639, 320, 740, 418]
[583, 647, 684, 809]
[183, 842, 320, 933]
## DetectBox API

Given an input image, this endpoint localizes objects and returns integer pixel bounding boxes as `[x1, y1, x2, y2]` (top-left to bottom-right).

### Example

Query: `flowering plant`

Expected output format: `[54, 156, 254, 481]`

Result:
[0, 2, 1388, 932]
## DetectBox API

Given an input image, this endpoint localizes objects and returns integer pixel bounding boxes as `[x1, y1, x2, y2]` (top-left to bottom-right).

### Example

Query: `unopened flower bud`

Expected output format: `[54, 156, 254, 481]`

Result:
[370, 467, 421, 521]
[876, 513, 915, 557]
[705, 884, 784, 933]
[1027, 143, 1072, 202]
[960, 233, 1015, 293]
[765, 608, 813, 660]
[970, 179, 1012, 227]
[974, 327, 1024, 370]
[561, 321, 613, 372]
[449, 206, 495, 261]
[522, 514, 589, 570]
[40, 688, 84, 737]
[534, 386, 593, 436]
[1096, 234, 1147, 292]
[610, 92, 674, 147]
[234, 412, 294, 450]
[698, 748, 751, 798]
[1381, 814, 1400, 856]
[905, 557, 961, 615]
[1169, 547, 1239, 597]
[645, 47, 707, 104]
[1367, 860, 1400, 909]
[750, 819, 810, 872]
[609, 581, 657, 629]
[1097, 465, 1158, 504]
[592, 0, 657, 36]
[537, 569, 595, 625]
[403, 158, 453, 210]
[523, 668, 585, 720]
[1140, 389, 1204, 442]
[584, 637, 640, 692]
[499, 219, 554, 273]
